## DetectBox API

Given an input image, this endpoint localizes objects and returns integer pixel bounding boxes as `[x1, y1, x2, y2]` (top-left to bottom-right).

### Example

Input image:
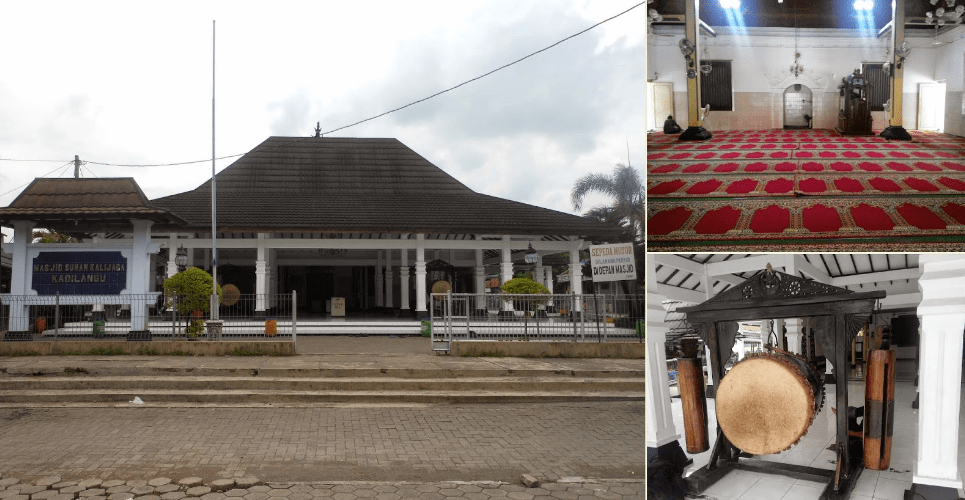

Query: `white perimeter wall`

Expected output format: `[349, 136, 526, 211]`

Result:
[648, 26, 960, 134]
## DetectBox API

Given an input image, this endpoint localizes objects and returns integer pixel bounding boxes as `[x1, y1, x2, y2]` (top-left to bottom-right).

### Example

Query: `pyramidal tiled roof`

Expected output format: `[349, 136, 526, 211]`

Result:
[0, 178, 186, 231]
[151, 137, 621, 237]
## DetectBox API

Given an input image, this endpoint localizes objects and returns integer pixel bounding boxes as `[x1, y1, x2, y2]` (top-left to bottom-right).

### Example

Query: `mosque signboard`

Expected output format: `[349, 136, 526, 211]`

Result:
[588, 242, 636, 282]
[31, 251, 128, 295]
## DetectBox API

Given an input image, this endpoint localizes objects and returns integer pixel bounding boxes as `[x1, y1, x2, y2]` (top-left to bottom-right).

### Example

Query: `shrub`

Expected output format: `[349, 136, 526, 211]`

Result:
[500, 278, 550, 295]
[164, 267, 223, 317]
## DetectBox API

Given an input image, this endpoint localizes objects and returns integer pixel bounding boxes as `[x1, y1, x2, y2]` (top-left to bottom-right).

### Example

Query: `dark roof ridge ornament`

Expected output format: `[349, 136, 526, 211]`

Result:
[314, 122, 322, 138]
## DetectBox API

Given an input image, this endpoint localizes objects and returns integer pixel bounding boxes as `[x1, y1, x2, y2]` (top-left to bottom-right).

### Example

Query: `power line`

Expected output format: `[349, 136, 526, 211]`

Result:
[75, 1, 645, 169]
[0, 158, 73, 163]
[0, 161, 75, 199]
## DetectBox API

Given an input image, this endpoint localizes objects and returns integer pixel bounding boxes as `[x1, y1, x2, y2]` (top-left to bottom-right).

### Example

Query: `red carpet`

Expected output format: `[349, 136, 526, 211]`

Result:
[648, 129, 965, 250]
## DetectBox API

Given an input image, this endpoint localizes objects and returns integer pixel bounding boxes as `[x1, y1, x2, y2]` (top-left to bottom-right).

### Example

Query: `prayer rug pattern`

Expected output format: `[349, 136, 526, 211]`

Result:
[647, 130, 965, 251]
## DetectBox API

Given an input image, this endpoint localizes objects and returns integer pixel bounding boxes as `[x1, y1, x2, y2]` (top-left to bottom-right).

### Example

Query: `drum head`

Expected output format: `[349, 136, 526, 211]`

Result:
[716, 354, 817, 455]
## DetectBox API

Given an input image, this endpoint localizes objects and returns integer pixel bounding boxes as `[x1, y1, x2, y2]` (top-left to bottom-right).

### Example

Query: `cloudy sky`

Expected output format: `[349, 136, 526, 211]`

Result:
[0, 1, 643, 226]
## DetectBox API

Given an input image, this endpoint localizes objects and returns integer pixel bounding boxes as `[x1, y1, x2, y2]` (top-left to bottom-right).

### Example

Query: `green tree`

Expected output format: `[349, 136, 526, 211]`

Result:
[163, 267, 223, 317]
[571, 163, 644, 243]
[32, 229, 79, 243]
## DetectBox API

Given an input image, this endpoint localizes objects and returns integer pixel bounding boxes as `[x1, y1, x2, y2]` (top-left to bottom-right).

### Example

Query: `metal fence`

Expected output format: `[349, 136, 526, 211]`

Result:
[0, 292, 297, 341]
[429, 293, 644, 344]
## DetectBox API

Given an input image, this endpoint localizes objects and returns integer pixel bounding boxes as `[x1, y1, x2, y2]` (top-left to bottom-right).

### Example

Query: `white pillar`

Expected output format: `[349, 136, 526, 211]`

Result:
[385, 249, 394, 310]
[400, 247, 410, 313]
[646, 255, 680, 448]
[775, 318, 786, 350]
[544, 265, 554, 292]
[375, 250, 384, 308]
[130, 219, 154, 331]
[785, 318, 804, 355]
[533, 256, 545, 286]
[474, 249, 486, 310]
[9, 221, 35, 331]
[267, 248, 276, 308]
[500, 235, 513, 283]
[415, 235, 427, 315]
[912, 255, 965, 493]
[569, 247, 583, 312]
[500, 235, 514, 311]
[166, 233, 179, 278]
[255, 233, 267, 312]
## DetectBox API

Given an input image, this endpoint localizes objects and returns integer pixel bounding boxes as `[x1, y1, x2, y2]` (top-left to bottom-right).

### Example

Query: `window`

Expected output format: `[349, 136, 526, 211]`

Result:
[700, 60, 733, 111]
[862, 63, 889, 112]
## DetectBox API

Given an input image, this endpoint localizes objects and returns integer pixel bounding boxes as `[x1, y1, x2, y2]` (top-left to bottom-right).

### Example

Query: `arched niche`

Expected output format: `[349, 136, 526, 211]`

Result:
[784, 83, 813, 129]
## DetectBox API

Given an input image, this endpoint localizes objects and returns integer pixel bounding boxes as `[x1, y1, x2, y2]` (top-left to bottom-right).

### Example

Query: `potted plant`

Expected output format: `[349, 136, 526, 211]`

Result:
[164, 267, 223, 339]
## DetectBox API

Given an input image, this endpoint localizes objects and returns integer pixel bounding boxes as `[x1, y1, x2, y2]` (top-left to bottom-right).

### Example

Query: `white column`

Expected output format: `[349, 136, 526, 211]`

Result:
[775, 318, 786, 350]
[785, 317, 804, 355]
[130, 219, 154, 331]
[385, 249, 394, 310]
[267, 248, 276, 308]
[166, 233, 179, 278]
[544, 265, 554, 292]
[375, 250, 384, 308]
[912, 255, 965, 492]
[255, 233, 267, 312]
[474, 249, 486, 310]
[500, 235, 514, 311]
[9, 221, 35, 331]
[533, 256, 545, 285]
[569, 246, 583, 312]
[415, 234, 427, 315]
[399, 247, 410, 313]
[646, 254, 680, 448]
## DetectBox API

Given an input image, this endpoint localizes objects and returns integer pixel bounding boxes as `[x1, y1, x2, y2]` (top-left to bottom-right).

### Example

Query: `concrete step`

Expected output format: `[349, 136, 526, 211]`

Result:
[0, 365, 644, 379]
[0, 388, 645, 405]
[0, 375, 643, 392]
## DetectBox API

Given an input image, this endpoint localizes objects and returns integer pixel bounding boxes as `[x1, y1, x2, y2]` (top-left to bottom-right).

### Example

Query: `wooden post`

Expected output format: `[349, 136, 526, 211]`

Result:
[865, 349, 896, 470]
[678, 356, 709, 453]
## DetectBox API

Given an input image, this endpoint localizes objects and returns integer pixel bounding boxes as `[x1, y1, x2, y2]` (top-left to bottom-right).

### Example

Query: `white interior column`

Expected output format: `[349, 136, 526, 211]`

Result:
[130, 219, 155, 332]
[255, 233, 267, 312]
[415, 234, 427, 315]
[910, 255, 965, 497]
[474, 249, 486, 310]
[375, 250, 384, 308]
[9, 221, 35, 331]
[399, 247, 410, 313]
[785, 317, 804, 355]
[166, 233, 179, 278]
[775, 318, 786, 350]
[646, 254, 680, 449]
[385, 249, 394, 310]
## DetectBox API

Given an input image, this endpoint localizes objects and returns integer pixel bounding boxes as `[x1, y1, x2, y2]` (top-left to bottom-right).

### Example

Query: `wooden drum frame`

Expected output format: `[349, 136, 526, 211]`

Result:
[716, 351, 825, 456]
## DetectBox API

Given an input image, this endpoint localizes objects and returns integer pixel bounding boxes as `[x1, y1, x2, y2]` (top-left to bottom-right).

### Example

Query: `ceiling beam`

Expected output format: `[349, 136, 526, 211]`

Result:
[830, 267, 921, 287]
[792, 254, 831, 283]
[705, 254, 791, 277]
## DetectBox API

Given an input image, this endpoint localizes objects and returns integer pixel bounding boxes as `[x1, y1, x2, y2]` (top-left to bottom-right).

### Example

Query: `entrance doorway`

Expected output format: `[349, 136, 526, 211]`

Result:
[918, 82, 946, 132]
[648, 82, 675, 132]
[783, 84, 813, 129]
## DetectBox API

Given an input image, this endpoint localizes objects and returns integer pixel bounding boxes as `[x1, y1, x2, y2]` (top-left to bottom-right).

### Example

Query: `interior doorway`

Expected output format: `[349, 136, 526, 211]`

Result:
[783, 84, 813, 129]
[918, 82, 946, 132]
[648, 82, 675, 132]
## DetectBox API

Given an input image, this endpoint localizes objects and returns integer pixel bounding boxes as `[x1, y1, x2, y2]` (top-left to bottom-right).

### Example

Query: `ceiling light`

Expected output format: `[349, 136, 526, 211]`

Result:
[853, 0, 874, 11]
[721, 0, 741, 9]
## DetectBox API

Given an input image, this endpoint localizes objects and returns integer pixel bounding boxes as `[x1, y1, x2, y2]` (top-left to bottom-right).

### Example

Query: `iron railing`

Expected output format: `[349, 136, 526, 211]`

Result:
[429, 293, 644, 344]
[0, 292, 297, 341]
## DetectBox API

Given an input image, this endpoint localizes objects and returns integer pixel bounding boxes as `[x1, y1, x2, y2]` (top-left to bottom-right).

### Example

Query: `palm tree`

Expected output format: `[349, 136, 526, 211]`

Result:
[571, 163, 643, 243]
[31, 229, 79, 243]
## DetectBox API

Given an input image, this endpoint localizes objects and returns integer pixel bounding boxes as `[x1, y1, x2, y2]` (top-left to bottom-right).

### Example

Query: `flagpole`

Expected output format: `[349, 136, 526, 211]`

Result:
[211, 19, 219, 320]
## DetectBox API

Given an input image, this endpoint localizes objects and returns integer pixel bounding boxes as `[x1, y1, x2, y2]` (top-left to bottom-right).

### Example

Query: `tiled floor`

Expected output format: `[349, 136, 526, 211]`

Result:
[672, 379, 963, 500]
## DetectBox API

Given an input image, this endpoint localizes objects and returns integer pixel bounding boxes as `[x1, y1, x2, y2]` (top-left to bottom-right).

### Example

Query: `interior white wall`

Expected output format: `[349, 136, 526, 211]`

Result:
[647, 26, 962, 134]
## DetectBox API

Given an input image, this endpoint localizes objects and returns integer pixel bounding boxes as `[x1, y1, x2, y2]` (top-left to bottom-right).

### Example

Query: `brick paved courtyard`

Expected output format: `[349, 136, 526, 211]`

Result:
[0, 403, 643, 484]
